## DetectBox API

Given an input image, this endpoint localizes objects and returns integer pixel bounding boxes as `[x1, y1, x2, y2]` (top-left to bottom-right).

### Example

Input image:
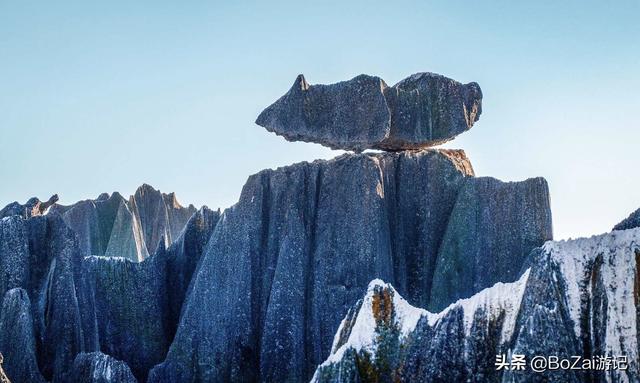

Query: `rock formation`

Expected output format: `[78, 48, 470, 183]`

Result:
[83, 207, 219, 381]
[149, 149, 551, 382]
[256, 72, 482, 152]
[2, 71, 635, 382]
[0, 193, 218, 382]
[0, 288, 46, 383]
[50, 184, 196, 262]
[69, 352, 137, 383]
[313, 228, 640, 382]
[614, 207, 640, 231]
[0, 194, 58, 219]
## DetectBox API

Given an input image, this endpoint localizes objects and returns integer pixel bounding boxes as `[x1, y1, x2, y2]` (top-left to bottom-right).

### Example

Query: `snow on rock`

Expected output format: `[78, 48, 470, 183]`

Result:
[313, 273, 531, 382]
[543, 227, 640, 370]
[313, 227, 640, 382]
[324, 279, 429, 366]
[430, 268, 530, 343]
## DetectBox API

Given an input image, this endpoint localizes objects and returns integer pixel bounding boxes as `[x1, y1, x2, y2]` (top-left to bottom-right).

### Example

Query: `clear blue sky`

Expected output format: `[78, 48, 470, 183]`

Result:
[1, 1, 638, 240]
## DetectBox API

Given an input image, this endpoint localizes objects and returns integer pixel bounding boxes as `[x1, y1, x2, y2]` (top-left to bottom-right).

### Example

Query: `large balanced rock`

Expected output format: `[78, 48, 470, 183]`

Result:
[256, 72, 482, 152]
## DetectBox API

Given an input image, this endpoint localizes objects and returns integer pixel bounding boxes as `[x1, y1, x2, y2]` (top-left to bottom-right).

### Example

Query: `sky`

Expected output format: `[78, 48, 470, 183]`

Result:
[0, 1, 638, 240]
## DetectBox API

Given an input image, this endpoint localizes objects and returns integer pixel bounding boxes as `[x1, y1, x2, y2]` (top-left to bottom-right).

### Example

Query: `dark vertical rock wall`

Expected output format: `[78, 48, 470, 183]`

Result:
[82, 207, 219, 382]
[429, 176, 553, 311]
[0, 214, 97, 382]
[0, 202, 218, 382]
[149, 149, 551, 382]
[0, 151, 552, 382]
[0, 288, 46, 383]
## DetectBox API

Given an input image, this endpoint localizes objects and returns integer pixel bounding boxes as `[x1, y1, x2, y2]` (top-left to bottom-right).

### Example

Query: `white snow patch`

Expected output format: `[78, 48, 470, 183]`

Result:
[543, 227, 640, 376]
[84, 255, 132, 263]
[429, 269, 530, 343]
[323, 279, 428, 367]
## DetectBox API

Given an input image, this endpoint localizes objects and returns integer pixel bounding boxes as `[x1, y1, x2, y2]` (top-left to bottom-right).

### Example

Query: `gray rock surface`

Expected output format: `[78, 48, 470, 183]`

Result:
[0, 213, 97, 381]
[83, 207, 219, 382]
[614, 207, 640, 231]
[0, 288, 46, 383]
[149, 149, 550, 382]
[256, 72, 482, 151]
[313, 228, 640, 382]
[429, 176, 553, 311]
[50, 184, 197, 262]
[0, 194, 58, 219]
[69, 352, 137, 383]
[0, 192, 217, 382]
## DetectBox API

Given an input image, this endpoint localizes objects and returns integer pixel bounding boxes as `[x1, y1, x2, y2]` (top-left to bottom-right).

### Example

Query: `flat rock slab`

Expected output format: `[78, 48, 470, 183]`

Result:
[256, 72, 482, 152]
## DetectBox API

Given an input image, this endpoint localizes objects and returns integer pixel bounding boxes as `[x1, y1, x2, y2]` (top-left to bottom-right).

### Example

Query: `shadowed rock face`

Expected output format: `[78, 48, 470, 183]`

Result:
[149, 149, 550, 383]
[0, 288, 46, 383]
[429, 176, 553, 311]
[83, 207, 219, 382]
[313, 228, 640, 382]
[50, 184, 197, 262]
[0, 203, 219, 382]
[256, 72, 482, 152]
[69, 352, 137, 383]
[614, 207, 640, 231]
[0, 214, 96, 382]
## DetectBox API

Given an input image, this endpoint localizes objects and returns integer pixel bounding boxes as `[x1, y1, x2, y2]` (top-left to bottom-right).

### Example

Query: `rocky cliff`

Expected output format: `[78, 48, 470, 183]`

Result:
[49, 184, 197, 262]
[148, 149, 551, 382]
[0, 198, 218, 382]
[4, 70, 629, 383]
[313, 227, 640, 382]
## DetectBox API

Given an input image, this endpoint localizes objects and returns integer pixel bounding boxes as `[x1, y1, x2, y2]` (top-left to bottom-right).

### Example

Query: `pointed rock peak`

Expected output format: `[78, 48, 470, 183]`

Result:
[614, 207, 640, 231]
[163, 192, 183, 209]
[326, 279, 427, 366]
[295, 74, 309, 91]
[136, 183, 160, 196]
[96, 193, 110, 201]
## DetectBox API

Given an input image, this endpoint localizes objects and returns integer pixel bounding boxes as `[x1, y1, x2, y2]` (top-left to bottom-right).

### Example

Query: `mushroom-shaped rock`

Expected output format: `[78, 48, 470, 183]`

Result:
[256, 72, 482, 152]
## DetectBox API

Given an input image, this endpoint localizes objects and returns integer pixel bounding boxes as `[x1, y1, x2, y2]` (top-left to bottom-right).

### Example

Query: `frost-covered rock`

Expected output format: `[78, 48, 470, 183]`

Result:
[312, 272, 529, 382]
[256, 72, 482, 152]
[313, 228, 640, 382]
[69, 352, 137, 383]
